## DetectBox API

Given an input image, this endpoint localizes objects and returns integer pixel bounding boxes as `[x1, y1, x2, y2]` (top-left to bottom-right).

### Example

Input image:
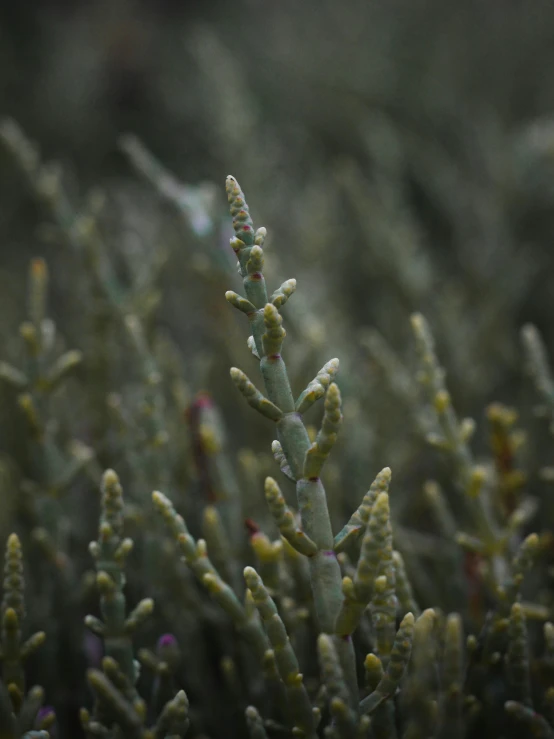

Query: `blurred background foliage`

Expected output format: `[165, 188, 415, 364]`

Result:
[2, 0, 554, 470]
[3, 0, 554, 375]
[1, 1, 554, 733]
[1, 0, 554, 553]
[1, 0, 554, 560]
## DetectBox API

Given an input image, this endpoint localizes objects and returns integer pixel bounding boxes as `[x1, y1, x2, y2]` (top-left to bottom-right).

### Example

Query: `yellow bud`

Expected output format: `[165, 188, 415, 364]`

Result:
[434, 390, 451, 413]
[364, 653, 381, 671]
[251, 533, 280, 563]
[467, 466, 486, 499]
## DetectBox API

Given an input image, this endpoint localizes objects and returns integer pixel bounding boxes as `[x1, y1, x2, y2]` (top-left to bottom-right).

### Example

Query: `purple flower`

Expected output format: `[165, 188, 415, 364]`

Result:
[35, 706, 56, 733]
[157, 633, 178, 649]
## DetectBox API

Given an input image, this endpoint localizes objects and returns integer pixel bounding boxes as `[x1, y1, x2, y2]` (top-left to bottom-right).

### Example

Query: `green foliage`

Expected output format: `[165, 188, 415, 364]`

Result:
[0, 119, 551, 739]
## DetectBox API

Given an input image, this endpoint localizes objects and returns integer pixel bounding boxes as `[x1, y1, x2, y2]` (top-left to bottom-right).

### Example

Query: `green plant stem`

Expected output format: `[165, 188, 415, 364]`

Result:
[226, 177, 358, 706]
